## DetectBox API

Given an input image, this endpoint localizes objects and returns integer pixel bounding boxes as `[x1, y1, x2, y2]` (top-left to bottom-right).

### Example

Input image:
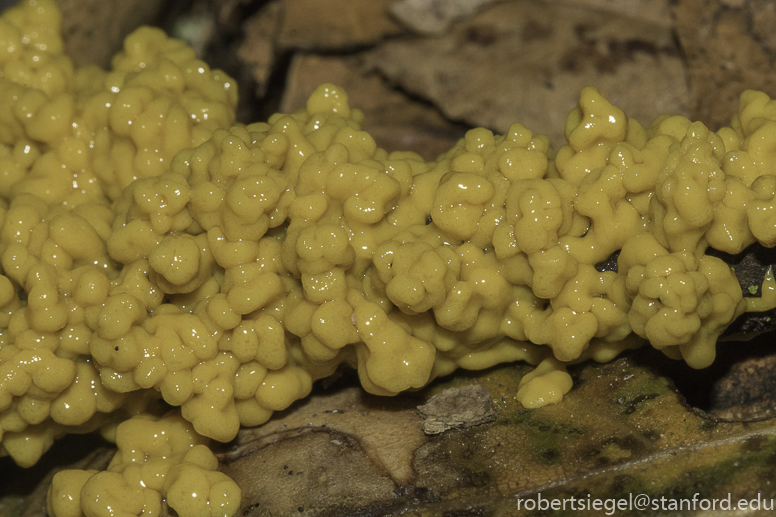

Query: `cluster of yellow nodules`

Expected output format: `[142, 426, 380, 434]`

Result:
[3, 1, 776, 516]
[47, 414, 240, 517]
[0, 0, 235, 206]
[0, 0, 238, 461]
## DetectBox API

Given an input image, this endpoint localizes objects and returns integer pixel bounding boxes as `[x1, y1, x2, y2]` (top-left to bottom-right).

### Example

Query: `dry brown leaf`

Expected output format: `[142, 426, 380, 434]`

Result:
[390, 0, 674, 35]
[58, 0, 167, 68]
[219, 385, 427, 514]
[364, 0, 689, 149]
[556, 0, 673, 27]
[389, 0, 502, 35]
[276, 0, 404, 50]
[673, 0, 776, 130]
[237, 1, 283, 98]
[216, 358, 776, 515]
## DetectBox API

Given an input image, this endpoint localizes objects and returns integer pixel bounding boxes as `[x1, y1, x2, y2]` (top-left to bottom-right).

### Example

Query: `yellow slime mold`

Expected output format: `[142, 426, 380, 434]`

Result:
[0, 1, 775, 516]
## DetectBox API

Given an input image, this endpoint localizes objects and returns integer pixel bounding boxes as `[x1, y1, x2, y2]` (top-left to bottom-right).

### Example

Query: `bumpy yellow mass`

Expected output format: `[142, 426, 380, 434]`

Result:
[2, 1, 776, 516]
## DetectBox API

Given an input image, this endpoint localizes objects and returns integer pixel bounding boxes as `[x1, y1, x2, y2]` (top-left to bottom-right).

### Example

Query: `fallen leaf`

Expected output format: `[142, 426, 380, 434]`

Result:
[364, 0, 690, 149]
[237, 1, 283, 98]
[389, 0, 502, 35]
[276, 0, 404, 50]
[219, 384, 428, 515]
[218, 357, 776, 515]
[59, 0, 167, 68]
[673, 0, 776, 130]
[561, 0, 673, 27]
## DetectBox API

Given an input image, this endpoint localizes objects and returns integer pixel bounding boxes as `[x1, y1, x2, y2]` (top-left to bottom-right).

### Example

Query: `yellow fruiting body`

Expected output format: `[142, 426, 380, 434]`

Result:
[2, 1, 776, 516]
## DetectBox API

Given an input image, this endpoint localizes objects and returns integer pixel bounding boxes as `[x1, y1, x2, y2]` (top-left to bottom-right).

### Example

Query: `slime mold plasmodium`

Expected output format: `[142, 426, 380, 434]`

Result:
[2, 0, 776, 515]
